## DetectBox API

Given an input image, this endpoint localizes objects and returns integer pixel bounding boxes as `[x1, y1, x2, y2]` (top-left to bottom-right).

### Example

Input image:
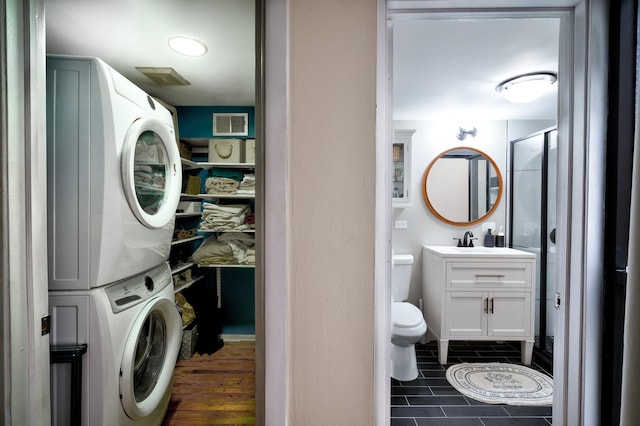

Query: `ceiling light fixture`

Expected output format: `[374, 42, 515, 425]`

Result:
[168, 36, 208, 57]
[496, 72, 557, 103]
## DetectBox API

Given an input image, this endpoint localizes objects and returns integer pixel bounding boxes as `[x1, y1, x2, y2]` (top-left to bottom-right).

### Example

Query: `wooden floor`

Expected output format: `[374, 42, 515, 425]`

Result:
[163, 341, 256, 425]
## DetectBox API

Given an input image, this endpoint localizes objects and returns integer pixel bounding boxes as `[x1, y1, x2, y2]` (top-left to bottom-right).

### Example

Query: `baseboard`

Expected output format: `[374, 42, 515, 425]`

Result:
[220, 333, 256, 342]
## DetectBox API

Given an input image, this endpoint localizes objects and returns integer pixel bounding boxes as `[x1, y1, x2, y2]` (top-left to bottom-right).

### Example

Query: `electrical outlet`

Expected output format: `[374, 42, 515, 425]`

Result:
[482, 221, 496, 232]
[394, 220, 408, 229]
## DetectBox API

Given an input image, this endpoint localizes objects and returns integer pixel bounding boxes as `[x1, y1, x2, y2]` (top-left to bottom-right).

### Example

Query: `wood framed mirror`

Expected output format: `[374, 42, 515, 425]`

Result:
[421, 146, 503, 226]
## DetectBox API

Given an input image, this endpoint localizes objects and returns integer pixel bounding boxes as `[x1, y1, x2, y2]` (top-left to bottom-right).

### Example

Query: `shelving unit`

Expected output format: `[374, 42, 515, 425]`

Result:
[174, 137, 257, 342]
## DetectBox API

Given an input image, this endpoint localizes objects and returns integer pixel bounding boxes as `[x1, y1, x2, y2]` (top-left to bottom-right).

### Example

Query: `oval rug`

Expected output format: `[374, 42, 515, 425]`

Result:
[446, 362, 553, 405]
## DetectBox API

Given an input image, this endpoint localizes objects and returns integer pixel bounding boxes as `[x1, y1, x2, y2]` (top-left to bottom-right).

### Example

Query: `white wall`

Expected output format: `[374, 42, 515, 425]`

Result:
[392, 119, 554, 305]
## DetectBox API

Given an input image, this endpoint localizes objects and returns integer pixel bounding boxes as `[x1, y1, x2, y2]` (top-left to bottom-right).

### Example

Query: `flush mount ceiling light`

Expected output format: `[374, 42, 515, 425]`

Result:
[168, 36, 208, 57]
[496, 72, 558, 103]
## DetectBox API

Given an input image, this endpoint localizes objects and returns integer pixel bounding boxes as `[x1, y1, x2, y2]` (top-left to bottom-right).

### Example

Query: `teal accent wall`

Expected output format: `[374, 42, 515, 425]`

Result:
[177, 105, 256, 336]
[176, 106, 255, 138]
[221, 268, 256, 335]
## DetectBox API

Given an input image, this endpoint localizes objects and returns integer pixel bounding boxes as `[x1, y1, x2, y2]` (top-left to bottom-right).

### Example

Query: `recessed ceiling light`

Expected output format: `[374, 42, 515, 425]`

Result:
[496, 72, 558, 103]
[168, 36, 208, 57]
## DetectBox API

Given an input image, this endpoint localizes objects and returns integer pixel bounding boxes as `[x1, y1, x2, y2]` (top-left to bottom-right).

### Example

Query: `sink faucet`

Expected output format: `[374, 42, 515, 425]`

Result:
[463, 231, 476, 247]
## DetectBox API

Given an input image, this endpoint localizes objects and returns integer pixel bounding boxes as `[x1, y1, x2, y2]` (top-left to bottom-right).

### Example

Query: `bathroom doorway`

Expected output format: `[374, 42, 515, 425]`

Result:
[384, 2, 608, 424]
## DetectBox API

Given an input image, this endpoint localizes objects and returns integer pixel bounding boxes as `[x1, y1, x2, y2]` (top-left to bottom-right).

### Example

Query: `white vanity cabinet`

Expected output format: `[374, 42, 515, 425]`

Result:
[422, 246, 536, 365]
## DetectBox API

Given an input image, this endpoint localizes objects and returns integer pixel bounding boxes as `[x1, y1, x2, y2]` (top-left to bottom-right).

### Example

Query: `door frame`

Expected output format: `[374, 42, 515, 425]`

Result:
[380, 1, 607, 425]
[1, 0, 51, 423]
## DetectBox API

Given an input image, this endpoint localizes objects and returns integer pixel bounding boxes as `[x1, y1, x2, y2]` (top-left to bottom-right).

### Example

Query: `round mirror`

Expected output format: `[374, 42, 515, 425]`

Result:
[422, 147, 503, 226]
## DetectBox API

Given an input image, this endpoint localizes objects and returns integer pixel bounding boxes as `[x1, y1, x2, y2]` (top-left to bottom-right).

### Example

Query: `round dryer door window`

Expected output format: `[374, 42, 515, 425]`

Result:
[121, 116, 182, 228]
[120, 297, 181, 419]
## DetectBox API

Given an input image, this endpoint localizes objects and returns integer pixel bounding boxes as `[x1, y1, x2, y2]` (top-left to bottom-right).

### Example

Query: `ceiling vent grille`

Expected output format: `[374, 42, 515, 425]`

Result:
[213, 113, 248, 136]
[135, 67, 190, 86]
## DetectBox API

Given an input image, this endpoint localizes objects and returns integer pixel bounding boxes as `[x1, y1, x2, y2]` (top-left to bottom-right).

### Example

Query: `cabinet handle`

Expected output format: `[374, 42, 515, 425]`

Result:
[484, 298, 489, 313]
[489, 298, 494, 314]
[475, 274, 505, 278]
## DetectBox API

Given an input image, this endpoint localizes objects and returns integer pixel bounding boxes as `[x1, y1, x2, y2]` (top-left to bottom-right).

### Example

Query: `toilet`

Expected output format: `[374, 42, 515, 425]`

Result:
[391, 254, 427, 381]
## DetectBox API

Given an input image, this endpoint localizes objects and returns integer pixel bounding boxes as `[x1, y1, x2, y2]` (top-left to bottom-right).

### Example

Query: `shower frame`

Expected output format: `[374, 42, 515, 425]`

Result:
[508, 126, 557, 372]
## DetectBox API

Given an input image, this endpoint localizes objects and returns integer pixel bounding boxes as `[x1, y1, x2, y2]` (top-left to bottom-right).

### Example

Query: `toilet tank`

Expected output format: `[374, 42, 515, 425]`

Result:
[392, 254, 414, 302]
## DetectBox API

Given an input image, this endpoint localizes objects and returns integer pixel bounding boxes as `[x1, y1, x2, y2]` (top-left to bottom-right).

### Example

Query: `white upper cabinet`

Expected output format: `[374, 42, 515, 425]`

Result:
[392, 129, 415, 208]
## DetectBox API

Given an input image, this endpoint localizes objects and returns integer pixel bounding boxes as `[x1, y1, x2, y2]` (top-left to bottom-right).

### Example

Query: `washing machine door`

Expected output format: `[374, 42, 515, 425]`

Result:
[121, 116, 182, 228]
[120, 296, 182, 420]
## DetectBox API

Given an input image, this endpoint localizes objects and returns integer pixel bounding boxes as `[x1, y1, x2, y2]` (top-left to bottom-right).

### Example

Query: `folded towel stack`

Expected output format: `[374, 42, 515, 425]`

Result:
[237, 173, 255, 196]
[205, 176, 239, 194]
[199, 203, 251, 232]
[193, 232, 255, 265]
[204, 170, 255, 196]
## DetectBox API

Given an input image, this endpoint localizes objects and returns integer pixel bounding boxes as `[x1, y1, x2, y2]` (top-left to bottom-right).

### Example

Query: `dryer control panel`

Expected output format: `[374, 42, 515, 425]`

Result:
[105, 262, 172, 313]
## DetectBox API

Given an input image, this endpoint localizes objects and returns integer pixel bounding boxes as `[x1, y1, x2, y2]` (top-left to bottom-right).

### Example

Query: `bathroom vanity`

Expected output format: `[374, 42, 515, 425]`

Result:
[422, 245, 536, 365]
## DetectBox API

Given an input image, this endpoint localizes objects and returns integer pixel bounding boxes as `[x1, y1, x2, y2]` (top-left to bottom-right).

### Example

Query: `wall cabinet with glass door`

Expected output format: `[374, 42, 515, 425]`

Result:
[392, 129, 415, 208]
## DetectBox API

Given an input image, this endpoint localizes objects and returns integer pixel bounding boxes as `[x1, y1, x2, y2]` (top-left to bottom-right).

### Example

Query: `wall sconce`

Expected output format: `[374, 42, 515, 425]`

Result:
[496, 72, 557, 103]
[456, 127, 477, 140]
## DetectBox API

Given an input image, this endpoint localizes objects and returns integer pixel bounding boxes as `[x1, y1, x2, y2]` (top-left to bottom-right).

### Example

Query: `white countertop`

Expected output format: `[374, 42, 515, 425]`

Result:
[422, 245, 537, 258]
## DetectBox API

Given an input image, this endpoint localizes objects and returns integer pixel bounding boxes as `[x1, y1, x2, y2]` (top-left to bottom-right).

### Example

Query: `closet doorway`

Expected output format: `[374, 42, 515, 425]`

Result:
[43, 0, 263, 423]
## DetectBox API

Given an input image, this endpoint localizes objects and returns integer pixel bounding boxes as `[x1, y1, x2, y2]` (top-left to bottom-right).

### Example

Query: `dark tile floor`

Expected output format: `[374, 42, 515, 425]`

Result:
[391, 341, 553, 426]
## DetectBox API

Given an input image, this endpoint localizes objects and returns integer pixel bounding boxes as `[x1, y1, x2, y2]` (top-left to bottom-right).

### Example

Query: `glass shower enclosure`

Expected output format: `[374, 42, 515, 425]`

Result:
[509, 127, 557, 370]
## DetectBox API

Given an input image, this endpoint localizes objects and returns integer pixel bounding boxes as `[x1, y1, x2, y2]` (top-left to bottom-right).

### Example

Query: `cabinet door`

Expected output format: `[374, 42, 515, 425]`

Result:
[445, 291, 486, 337]
[487, 291, 531, 338]
[392, 129, 415, 208]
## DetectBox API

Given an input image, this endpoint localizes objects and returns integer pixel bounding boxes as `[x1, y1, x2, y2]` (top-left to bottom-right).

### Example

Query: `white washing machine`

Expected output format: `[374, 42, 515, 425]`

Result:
[49, 262, 182, 426]
[46, 55, 182, 290]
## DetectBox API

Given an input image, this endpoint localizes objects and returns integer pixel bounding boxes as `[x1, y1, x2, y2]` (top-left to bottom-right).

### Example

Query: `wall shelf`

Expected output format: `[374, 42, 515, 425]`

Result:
[174, 275, 205, 294]
[199, 229, 255, 234]
[181, 157, 255, 171]
[171, 235, 204, 246]
[176, 212, 202, 218]
[171, 261, 195, 275]
[198, 264, 255, 269]
[198, 193, 255, 200]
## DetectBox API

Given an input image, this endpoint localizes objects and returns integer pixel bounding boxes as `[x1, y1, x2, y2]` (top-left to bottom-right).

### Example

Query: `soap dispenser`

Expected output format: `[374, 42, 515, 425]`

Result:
[496, 227, 505, 248]
[484, 229, 495, 247]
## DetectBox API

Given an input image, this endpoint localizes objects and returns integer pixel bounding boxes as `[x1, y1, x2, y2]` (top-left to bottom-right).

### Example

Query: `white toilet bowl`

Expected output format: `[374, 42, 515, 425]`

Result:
[391, 301, 427, 381]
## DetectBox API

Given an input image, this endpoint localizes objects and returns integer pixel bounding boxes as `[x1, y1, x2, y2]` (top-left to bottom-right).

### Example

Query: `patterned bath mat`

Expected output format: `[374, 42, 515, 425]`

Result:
[446, 362, 553, 405]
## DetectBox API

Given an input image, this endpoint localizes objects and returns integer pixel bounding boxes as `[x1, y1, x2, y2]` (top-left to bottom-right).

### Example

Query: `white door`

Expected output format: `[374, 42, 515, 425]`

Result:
[119, 297, 181, 419]
[121, 116, 182, 229]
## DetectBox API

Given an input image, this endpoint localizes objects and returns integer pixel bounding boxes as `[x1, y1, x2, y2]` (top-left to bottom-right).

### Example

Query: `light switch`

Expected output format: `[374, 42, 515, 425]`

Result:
[395, 220, 408, 229]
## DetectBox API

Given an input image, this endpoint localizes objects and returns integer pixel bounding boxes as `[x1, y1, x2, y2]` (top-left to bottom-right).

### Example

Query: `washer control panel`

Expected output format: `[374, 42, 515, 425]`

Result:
[105, 262, 171, 313]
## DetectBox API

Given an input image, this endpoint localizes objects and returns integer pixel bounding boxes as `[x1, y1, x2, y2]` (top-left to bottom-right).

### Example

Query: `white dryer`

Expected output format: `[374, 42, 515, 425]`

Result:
[49, 262, 182, 426]
[46, 55, 182, 290]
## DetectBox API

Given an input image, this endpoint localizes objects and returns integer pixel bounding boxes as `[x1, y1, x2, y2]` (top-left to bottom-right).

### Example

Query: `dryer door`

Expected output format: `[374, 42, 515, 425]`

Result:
[121, 116, 182, 228]
[119, 296, 182, 420]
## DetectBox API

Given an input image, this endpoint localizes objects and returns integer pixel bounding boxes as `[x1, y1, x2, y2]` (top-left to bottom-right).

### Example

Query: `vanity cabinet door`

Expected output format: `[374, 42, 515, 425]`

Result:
[487, 291, 531, 338]
[446, 290, 531, 339]
[445, 291, 486, 337]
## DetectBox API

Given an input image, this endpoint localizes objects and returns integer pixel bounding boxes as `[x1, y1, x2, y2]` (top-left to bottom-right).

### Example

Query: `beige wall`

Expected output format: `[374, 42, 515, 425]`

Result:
[288, 0, 378, 424]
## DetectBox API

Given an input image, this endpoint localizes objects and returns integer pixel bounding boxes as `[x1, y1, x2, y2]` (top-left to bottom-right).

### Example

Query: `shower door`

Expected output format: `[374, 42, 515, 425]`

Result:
[509, 128, 557, 369]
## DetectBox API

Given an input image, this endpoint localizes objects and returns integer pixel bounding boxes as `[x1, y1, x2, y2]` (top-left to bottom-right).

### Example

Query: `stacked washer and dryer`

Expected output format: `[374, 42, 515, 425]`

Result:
[47, 56, 183, 425]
